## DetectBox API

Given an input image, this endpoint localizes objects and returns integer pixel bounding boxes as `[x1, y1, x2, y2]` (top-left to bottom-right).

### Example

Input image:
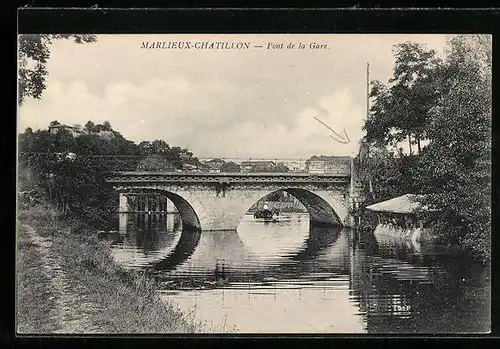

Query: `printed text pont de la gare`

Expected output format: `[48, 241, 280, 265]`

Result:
[141, 41, 330, 50]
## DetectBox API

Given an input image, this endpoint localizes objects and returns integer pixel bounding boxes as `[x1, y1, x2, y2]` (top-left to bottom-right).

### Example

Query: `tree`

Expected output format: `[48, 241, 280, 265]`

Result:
[18, 34, 97, 105]
[102, 121, 112, 131]
[363, 80, 395, 148]
[220, 161, 241, 172]
[363, 42, 443, 154]
[136, 141, 189, 171]
[84, 121, 95, 133]
[274, 162, 290, 173]
[138, 140, 171, 156]
[54, 129, 76, 152]
[418, 35, 491, 261]
[390, 42, 443, 154]
[153, 140, 171, 154]
[170, 146, 182, 154]
[357, 145, 417, 202]
[136, 156, 172, 171]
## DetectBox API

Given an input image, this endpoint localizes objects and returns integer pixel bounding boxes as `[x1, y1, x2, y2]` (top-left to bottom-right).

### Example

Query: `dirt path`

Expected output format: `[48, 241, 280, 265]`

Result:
[22, 224, 101, 333]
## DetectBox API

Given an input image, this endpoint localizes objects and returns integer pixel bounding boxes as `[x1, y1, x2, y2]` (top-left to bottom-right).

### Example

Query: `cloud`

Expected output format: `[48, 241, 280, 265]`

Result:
[179, 87, 365, 158]
[18, 33, 449, 159]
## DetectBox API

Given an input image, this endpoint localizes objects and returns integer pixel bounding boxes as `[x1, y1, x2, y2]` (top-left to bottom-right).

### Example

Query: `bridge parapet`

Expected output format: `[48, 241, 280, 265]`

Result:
[106, 171, 350, 184]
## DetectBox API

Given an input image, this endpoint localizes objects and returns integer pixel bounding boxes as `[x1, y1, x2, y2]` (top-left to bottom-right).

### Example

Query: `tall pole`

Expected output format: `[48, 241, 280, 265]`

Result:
[366, 62, 370, 119]
[366, 62, 375, 200]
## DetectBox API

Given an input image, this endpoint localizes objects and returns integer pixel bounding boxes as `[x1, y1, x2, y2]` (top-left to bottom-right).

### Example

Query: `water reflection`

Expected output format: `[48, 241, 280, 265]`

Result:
[108, 213, 490, 333]
[350, 231, 490, 334]
[152, 215, 345, 284]
[152, 229, 202, 272]
[109, 213, 184, 268]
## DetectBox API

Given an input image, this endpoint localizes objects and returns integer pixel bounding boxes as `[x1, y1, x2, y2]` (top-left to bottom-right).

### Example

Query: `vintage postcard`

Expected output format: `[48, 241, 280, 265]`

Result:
[17, 32, 491, 334]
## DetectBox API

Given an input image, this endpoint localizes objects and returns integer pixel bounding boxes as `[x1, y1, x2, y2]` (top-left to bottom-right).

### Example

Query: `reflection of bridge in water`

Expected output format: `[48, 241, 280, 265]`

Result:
[115, 212, 350, 279]
[116, 212, 449, 287]
[151, 225, 349, 281]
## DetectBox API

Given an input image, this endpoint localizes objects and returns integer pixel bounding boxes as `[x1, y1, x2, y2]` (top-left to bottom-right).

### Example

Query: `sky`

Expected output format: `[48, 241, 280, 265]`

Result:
[18, 34, 450, 159]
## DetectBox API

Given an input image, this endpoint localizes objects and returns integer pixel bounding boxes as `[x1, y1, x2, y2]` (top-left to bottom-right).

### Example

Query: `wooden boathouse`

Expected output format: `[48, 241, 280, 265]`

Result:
[365, 194, 435, 243]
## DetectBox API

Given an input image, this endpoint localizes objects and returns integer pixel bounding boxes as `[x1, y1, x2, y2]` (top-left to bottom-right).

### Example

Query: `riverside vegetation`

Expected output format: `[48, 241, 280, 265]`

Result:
[17, 197, 205, 333]
[354, 35, 491, 263]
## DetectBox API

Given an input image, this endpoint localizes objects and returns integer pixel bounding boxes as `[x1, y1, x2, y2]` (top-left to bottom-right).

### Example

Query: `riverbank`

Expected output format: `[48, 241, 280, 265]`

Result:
[16, 203, 200, 334]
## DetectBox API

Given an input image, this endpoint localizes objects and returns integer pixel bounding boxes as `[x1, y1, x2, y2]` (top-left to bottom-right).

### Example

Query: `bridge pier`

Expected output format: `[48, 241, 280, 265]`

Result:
[118, 193, 128, 213]
[119, 211, 128, 232]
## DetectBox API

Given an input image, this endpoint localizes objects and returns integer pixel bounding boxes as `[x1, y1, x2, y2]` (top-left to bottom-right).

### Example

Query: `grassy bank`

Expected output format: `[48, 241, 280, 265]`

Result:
[17, 203, 200, 334]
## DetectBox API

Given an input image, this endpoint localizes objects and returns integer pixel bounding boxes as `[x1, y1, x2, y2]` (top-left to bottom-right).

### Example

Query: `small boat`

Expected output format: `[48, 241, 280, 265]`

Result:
[253, 209, 291, 223]
[254, 209, 273, 220]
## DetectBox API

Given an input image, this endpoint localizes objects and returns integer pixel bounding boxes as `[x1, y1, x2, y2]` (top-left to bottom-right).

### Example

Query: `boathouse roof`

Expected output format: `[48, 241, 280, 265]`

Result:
[365, 194, 429, 214]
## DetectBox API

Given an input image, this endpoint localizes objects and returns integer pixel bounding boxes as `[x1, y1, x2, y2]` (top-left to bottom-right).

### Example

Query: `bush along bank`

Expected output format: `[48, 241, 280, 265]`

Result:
[17, 202, 201, 334]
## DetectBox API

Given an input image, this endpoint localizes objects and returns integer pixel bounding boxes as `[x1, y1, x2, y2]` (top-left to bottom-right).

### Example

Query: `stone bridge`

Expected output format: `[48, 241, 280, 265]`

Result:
[106, 171, 356, 231]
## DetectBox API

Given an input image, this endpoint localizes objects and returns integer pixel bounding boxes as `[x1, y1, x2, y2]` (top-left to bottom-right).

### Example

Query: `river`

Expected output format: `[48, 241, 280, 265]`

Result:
[105, 212, 490, 333]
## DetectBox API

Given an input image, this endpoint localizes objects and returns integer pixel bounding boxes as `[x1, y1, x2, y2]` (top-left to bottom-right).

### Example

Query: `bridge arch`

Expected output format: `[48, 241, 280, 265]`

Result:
[286, 188, 343, 226]
[117, 187, 208, 231]
[116, 187, 207, 269]
[235, 187, 347, 229]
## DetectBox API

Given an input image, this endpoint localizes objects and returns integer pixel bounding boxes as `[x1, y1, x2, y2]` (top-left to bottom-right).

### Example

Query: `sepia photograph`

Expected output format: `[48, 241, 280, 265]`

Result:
[16, 32, 491, 334]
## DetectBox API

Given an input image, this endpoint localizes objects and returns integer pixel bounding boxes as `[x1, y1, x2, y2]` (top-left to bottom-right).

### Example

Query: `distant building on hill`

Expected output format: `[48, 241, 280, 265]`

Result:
[203, 158, 226, 173]
[48, 124, 83, 137]
[95, 130, 115, 140]
[284, 160, 307, 172]
[241, 160, 276, 173]
[306, 155, 351, 175]
[48, 124, 116, 140]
